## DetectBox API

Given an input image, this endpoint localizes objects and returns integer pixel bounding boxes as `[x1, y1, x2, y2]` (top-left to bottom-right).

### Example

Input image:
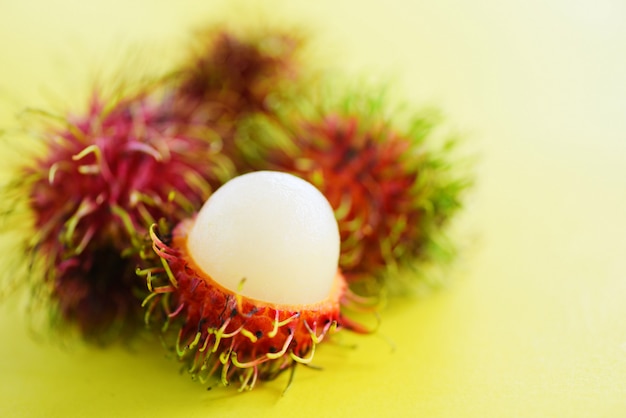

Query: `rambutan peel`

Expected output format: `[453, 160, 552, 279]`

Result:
[141, 171, 371, 390]
[145, 221, 353, 390]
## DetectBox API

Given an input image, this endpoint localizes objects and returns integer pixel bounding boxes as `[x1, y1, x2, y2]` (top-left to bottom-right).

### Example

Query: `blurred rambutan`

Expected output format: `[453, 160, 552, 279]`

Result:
[5, 88, 234, 342]
[236, 90, 470, 294]
[176, 26, 302, 113]
[170, 26, 305, 172]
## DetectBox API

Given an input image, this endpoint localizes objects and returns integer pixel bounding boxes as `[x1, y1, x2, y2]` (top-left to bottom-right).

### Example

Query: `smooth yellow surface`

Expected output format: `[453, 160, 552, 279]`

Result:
[1, 1, 625, 417]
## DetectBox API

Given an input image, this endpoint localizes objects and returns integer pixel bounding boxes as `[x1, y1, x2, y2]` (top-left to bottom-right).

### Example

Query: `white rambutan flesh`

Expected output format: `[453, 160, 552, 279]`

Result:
[187, 171, 340, 305]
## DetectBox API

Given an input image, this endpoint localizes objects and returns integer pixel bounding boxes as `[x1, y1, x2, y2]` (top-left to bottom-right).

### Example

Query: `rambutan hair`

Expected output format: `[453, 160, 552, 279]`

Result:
[176, 26, 303, 113]
[169, 26, 306, 174]
[234, 87, 470, 294]
[4, 87, 235, 342]
[141, 219, 372, 391]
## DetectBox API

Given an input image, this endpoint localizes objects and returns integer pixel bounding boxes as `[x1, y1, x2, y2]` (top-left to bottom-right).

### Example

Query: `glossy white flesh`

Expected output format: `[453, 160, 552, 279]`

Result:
[187, 171, 340, 305]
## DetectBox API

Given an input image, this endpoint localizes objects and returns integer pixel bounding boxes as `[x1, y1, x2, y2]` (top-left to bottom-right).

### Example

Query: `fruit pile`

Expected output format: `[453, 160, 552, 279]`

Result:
[1, 25, 468, 390]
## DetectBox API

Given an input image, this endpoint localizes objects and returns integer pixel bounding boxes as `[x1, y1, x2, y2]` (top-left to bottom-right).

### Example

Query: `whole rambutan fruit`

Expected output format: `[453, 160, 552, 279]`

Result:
[142, 171, 370, 390]
[10, 88, 235, 342]
[170, 26, 305, 173]
[235, 91, 469, 294]
[176, 26, 303, 114]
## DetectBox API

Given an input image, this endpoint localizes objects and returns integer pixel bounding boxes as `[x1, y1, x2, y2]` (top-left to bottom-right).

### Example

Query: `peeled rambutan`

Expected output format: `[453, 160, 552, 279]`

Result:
[237, 92, 469, 293]
[142, 171, 369, 390]
[14, 89, 234, 342]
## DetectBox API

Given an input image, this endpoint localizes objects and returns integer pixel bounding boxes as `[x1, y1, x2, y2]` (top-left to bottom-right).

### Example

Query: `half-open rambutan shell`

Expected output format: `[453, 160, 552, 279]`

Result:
[142, 219, 369, 391]
[139, 170, 375, 390]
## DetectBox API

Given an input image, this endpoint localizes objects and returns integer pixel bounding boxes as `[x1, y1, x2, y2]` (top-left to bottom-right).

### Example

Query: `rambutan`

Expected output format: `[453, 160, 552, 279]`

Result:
[176, 27, 302, 114]
[141, 171, 369, 390]
[14, 89, 234, 342]
[170, 26, 305, 173]
[236, 92, 469, 293]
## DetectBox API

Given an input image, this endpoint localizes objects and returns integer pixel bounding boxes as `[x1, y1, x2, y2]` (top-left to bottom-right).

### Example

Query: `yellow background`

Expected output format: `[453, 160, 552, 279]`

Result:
[1, 0, 625, 416]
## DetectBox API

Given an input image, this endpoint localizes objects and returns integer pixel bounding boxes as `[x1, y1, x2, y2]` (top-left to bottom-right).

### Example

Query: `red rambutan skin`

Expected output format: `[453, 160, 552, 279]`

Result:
[170, 28, 304, 174]
[246, 113, 440, 285]
[258, 115, 420, 275]
[285, 115, 420, 277]
[177, 29, 302, 114]
[142, 220, 368, 390]
[26, 91, 233, 341]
